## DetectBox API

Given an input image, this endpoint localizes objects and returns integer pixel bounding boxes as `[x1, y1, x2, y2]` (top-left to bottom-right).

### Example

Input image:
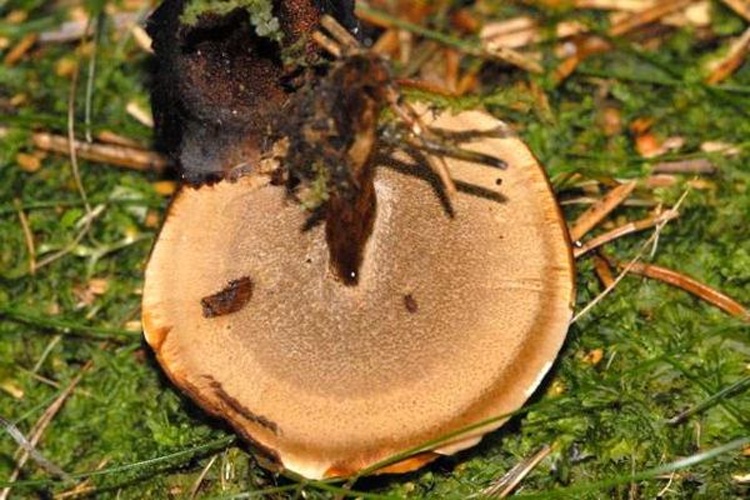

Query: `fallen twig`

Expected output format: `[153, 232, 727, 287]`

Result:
[593, 253, 616, 288]
[617, 261, 750, 320]
[25, 130, 168, 172]
[652, 158, 717, 175]
[356, 3, 543, 73]
[480, 16, 586, 50]
[3, 33, 38, 66]
[574, 209, 680, 258]
[569, 181, 637, 242]
[571, 187, 691, 324]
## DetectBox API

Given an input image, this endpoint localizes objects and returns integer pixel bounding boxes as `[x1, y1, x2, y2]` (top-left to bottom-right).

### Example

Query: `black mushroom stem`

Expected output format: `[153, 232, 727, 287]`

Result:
[146, 0, 357, 184]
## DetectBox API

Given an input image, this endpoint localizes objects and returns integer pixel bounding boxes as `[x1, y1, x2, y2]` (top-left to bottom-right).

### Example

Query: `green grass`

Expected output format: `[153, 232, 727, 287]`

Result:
[1, 1, 749, 498]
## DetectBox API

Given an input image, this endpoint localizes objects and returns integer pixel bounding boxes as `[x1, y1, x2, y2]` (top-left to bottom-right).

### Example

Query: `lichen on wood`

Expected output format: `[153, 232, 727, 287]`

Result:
[180, 0, 282, 41]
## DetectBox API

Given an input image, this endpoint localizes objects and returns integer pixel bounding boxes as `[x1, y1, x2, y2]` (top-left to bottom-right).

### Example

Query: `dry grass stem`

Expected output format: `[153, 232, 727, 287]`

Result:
[320, 14, 360, 50]
[481, 17, 538, 50]
[482, 0, 702, 84]
[130, 25, 153, 54]
[657, 471, 678, 496]
[645, 174, 679, 188]
[481, 17, 586, 50]
[706, 26, 750, 84]
[352, 4, 390, 29]
[371, 28, 400, 55]
[96, 130, 144, 148]
[396, 78, 457, 96]
[618, 262, 750, 320]
[701, 141, 742, 156]
[54, 458, 109, 500]
[444, 48, 460, 91]
[426, 154, 458, 198]
[574, 208, 680, 258]
[397, 29, 413, 64]
[0, 416, 69, 481]
[68, 70, 92, 220]
[572, 248, 642, 325]
[32, 203, 105, 271]
[20, 369, 61, 389]
[569, 180, 637, 242]
[125, 101, 154, 128]
[652, 159, 717, 175]
[14, 198, 37, 274]
[481, 41, 543, 73]
[384, 95, 460, 195]
[609, 0, 694, 37]
[0, 362, 92, 500]
[54, 483, 96, 500]
[560, 196, 656, 208]
[481, 444, 554, 497]
[575, 0, 658, 10]
[593, 254, 616, 288]
[189, 454, 219, 499]
[38, 13, 142, 44]
[314, 15, 361, 58]
[32, 336, 62, 373]
[311, 31, 343, 58]
[456, 67, 480, 95]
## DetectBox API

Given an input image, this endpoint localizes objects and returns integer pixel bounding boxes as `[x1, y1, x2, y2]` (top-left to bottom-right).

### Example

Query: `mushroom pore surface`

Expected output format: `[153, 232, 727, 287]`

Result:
[142, 108, 575, 479]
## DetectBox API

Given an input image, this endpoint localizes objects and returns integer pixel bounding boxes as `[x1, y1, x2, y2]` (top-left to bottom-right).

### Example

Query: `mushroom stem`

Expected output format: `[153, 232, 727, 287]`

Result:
[324, 77, 380, 285]
[325, 172, 377, 286]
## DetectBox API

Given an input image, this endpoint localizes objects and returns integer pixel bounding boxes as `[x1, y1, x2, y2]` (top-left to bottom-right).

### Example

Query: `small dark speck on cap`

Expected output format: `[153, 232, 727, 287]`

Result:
[404, 293, 418, 314]
[201, 276, 254, 318]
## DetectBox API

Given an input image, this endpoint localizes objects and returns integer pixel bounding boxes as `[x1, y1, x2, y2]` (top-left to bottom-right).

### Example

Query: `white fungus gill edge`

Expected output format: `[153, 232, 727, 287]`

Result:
[280, 457, 329, 481]
[525, 360, 554, 397]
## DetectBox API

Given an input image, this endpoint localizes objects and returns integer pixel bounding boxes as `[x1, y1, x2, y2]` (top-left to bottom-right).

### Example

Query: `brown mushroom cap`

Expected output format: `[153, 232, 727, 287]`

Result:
[142, 108, 575, 479]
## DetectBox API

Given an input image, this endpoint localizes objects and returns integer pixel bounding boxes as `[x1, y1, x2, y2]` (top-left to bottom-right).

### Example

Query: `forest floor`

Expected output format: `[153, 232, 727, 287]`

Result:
[1, 0, 749, 498]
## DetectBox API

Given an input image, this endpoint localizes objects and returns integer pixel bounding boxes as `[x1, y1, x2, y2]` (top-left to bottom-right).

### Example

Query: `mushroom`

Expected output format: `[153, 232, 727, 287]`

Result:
[142, 107, 575, 479]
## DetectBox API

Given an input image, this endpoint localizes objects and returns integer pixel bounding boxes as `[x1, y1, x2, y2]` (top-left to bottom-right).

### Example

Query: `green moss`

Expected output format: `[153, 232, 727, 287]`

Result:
[181, 0, 281, 42]
[298, 161, 331, 210]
